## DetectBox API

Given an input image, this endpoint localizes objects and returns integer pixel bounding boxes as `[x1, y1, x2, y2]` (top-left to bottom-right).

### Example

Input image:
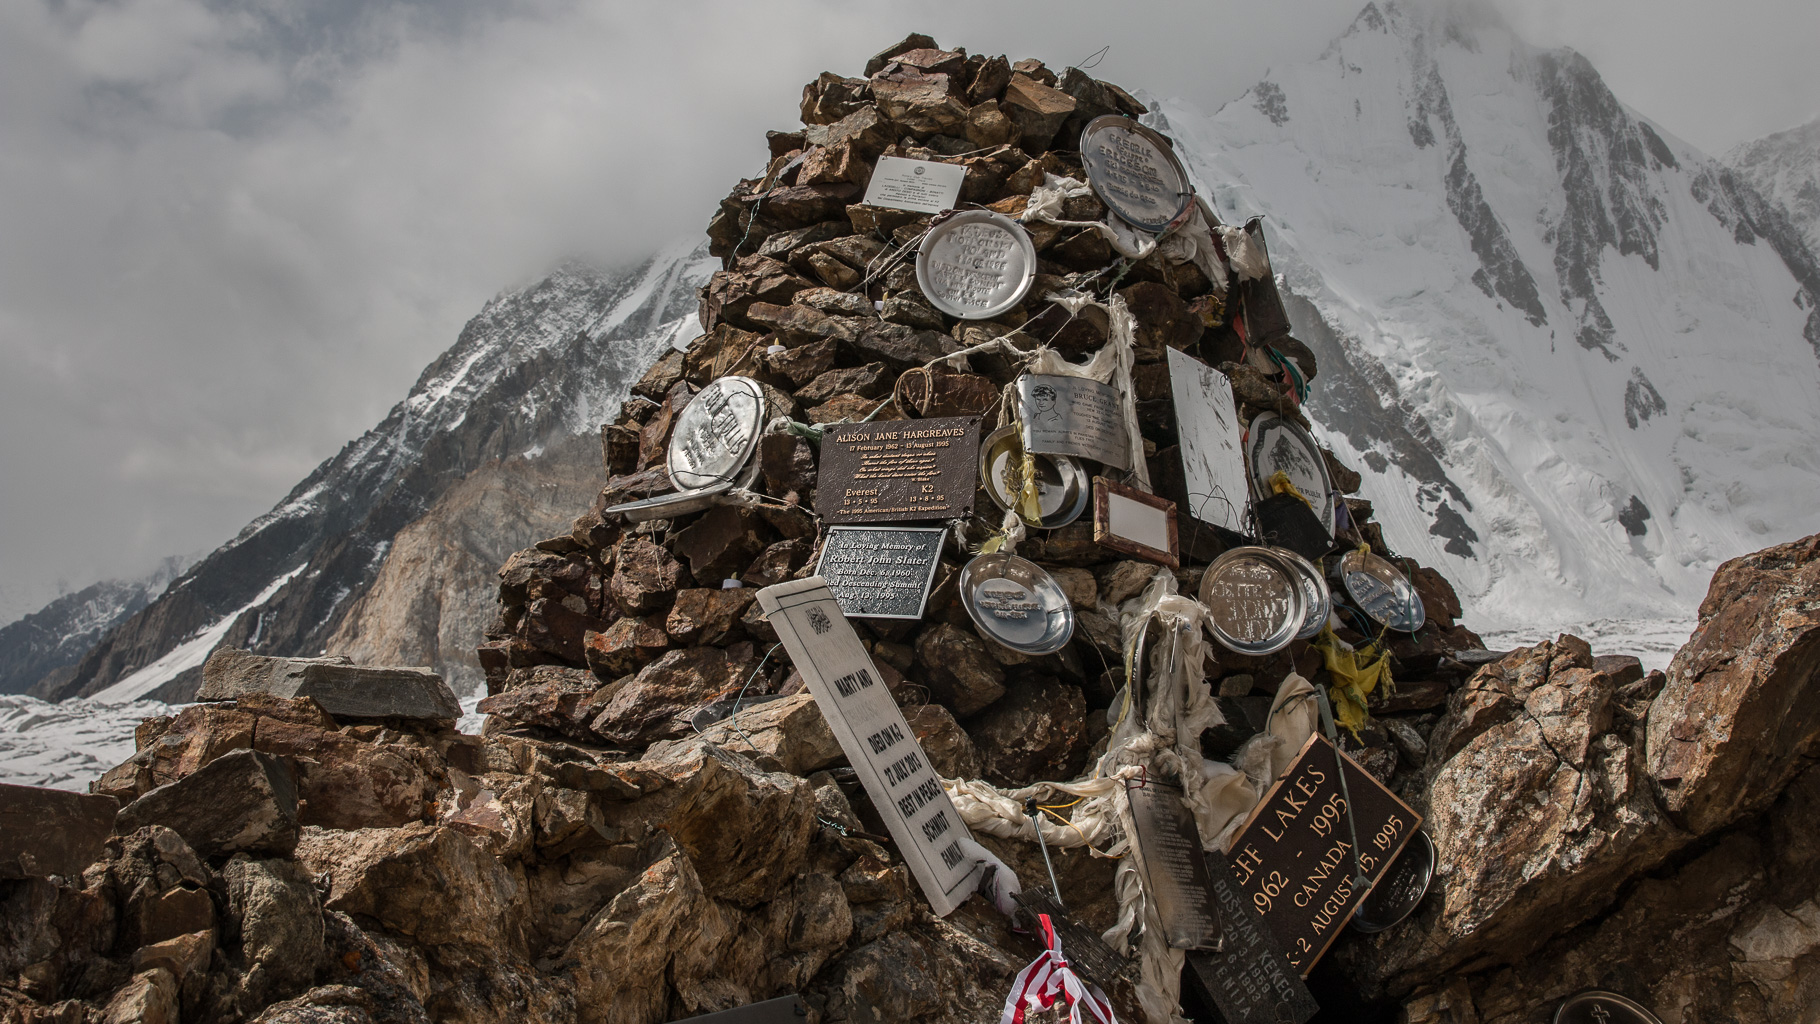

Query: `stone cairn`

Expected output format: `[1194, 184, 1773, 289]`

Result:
[6, 32, 1820, 1024]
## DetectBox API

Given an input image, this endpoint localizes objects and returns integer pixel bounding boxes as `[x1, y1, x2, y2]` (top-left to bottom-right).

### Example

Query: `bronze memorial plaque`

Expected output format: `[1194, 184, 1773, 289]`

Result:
[815, 416, 982, 525]
[1226, 734, 1421, 975]
[1187, 849, 1320, 1024]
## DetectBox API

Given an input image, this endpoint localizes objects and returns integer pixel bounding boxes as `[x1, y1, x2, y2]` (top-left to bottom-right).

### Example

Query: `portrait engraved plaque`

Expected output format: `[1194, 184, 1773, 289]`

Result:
[1168, 349, 1249, 532]
[814, 416, 982, 525]
[861, 155, 966, 214]
[1186, 850, 1320, 1024]
[1226, 734, 1422, 976]
[756, 578, 977, 916]
[1016, 374, 1132, 470]
[1125, 779, 1221, 951]
[1246, 412, 1334, 534]
[1079, 116, 1193, 233]
[1198, 547, 1306, 656]
[813, 526, 946, 619]
[916, 210, 1036, 320]
[667, 376, 765, 492]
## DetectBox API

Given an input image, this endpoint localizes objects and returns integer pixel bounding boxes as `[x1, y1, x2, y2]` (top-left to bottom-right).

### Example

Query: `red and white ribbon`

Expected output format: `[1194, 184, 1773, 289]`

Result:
[999, 914, 1118, 1024]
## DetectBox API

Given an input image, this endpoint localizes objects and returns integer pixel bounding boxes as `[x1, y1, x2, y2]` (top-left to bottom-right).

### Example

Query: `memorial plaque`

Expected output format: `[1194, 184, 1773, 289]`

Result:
[1016, 374, 1131, 470]
[1246, 412, 1334, 534]
[1351, 829, 1434, 933]
[916, 210, 1036, 320]
[668, 376, 765, 491]
[959, 553, 1075, 655]
[1339, 548, 1426, 633]
[861, 155, 966, 214]
[1010, 887, 1127, 994]
[1079, 116, 1193, 233]
[756, 578, 977, 916]
[815, 416, 982, 525]
[1093, 477, 1178, 567]
[1187, 849, 1321, 1024]
[1198, 547, 1306, 656]
[1226, 734, 1422, 975]
[1125, 779, 1221, 951]
[814, 525, 946, 619]
[677, 995, 808, 1023]
[1554, 991, 1664, 1024]
[1168, 349, 1249, 533]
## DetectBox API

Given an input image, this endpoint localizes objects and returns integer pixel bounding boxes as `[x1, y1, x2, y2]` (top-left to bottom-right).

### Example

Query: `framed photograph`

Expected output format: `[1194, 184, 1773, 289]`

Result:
[1092, 477, 1179, 567]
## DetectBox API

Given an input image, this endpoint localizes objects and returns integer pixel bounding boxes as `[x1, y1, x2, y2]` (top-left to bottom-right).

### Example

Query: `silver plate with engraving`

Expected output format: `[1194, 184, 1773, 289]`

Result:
[959, 553, 1074, 655]
[1339, 549, 1426, 633]
[979, 424, 1089, 530]
[915, 210, 1036, 320]
[667, 376, 765, 491]
[1351, 830, 1433, 933]
[1198, 547, 1307, 656]
[1079, 116, 1194, 234]
[1272, 548, 1332, 641]
[813, 525, 946, 619]
[1246, 412, 1335, 534]
[1553, 991, 1664, 1024]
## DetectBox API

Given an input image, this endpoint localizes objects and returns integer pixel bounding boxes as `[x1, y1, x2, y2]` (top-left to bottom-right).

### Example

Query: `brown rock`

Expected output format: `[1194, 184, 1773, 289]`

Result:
[702, 256, 813, 330]
[797, 363, 892, 405]
[666, 588, 757, 646]
[223, 855, 326, 1002]
[913, 623, 1006, 715]
[904, 704, 981, 780]
[863, 32, 938, 77]
[582, 617, 670, 679]
[807, 394, 898, 423]
[745, 301, 860, 347]
[683, 692, 844, 776]
[800, 72, 871, 125]
[1118, 280, 1203, 361]
[0, 783, 119, 880]
[520, 593, 611, 665]
[743, 540, 812, 588]
[897, 369, 1000, 419]
[287, 735, 438, 831]
[103, 968, 179, 1024]
[964, 100, 1016, 148]
[1000, 74, 1077, 152]
[296, 822, 523, 950]
[590, 647, 748, 748]
[1593, 654, 1644, 688]
[116, 748, 301, 860]
[759, 435, 817, 506]
[609, 537, 688, 616]
[880, 294, 945, 330]
[793, 287, 875, 318]
[764, 337, 838, 387]
[1647, 534, 1820, 833]
[848, 321, 959, 370]
[131, 928, 214, 984]
[755, 183, 862, 228]
[198, 648, 461, 722]
[966, 56, 1013, 104]
[476, 666, 604, 742]
[672, 506, 772, 585]
[630, 348, 685, 401]
[755, 220, 853, 258]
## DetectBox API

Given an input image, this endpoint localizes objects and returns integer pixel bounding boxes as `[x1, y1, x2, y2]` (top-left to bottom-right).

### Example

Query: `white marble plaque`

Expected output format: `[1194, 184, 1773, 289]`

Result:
[1168, 349, 1248, 531]
[1016, 374, 1131, 470]
[755, 578, 977, 916]
[861, 156, 966, 214]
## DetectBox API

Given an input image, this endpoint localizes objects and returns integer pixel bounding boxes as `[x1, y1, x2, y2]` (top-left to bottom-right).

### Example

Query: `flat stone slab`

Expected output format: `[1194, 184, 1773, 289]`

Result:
[0, 782, 119, 879]
[115, 748, 300, 859]
[198, 647, 461, 721]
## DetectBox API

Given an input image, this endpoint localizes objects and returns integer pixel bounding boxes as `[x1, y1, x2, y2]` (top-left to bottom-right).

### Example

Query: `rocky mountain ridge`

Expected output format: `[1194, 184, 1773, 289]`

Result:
[1728, 115, 1820, 259]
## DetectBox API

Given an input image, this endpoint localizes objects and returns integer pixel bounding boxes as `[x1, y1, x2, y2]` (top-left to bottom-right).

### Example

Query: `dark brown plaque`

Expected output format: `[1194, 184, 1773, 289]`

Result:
[815, 416, 982, 524]
[1092, 477, 1179, 567]
[1126, 779, 1221, 951]
[1187, 849, 1320, 1024]
[1225, 734, 1421, 976]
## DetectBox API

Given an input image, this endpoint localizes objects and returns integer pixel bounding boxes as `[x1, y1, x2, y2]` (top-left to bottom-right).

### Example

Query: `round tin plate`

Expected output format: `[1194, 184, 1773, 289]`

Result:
[1340, 548, 1427, 633]
[666, 376, 765, 492]
[979, 424, 1090, 530]
[1272, 548, 1333, 640]
[960, 553, 1075, 655]
[1198, 547, 1307, 656]
[1246, 412, 1335, 534]
[1079, 115, 1194, 234]
[915, 210, 1036, 320]
[1351, 830, 1435, 933]
[1553, 991, 1664, 1024]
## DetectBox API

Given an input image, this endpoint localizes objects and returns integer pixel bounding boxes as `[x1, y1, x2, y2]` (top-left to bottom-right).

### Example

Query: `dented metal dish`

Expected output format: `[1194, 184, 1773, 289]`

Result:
[960, 553, 1075, 655]
[1339, 548, 1426, 633]
[979, 424, 1089, 530]
[1197, 546, 1307, 656]
[1272, 547, 1333, 640]
[667, 375, 765, 491]
[916, 210, 1036, 320]
[1079, 116, 1194, 234]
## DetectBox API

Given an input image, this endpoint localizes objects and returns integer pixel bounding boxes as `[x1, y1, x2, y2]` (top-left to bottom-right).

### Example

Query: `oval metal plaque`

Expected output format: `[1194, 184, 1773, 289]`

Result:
[915, 210, 1036, 320]
[1554, 991, 1664, 1024]
[1351, 830, 1434, 933]
[1246, 412, 1335, 534]
[960, 553, 1075, 655]
[667, 376, 765, 491]
[1079, 116, 1194, 234]
[979, 424, 1089, 530]
[1198, 547, 1306, 656]
[1339, 549, 1426, 633]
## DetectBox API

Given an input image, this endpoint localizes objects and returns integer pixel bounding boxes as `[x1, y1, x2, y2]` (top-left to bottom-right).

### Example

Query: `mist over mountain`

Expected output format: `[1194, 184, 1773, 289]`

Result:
[1727, 116, 1820, 259]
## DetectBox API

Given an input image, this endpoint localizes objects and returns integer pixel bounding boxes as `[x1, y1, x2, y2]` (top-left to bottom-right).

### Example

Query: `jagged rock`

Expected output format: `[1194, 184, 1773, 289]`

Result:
[224, 855, 325, 1006]
[796, 363, 891, 405]
[758, 435, 817, 507]
[967, 677, 1089, 786]
[904, 704, 981, 780]
[581, 617, 669, 679]
[475, 667, 604, 742]
[116, 749, 301, 860]
[296, 823, 523, 951]
[520, 593, 612, 666]
[914, 623, 1006, 715]
[1592, 654, 1644, 687]
[590, 646, 749, 748]
[666, 588, 757, 647]
[683, 693, 844, 775]
[848, 321, 960, 370]
[763, 336, 837, 386]
[198, 649, 460, 722]
[0, 784, 119, 880]
[103, 968, 178, 1024]
[672, 506, 773, 586]
[1000, 73, 1076, 152]
[807, 393, 897, 423]
[609, 537, 688, 616]
[870, 65, 968, 136]
[1647, 534, 1820, 835]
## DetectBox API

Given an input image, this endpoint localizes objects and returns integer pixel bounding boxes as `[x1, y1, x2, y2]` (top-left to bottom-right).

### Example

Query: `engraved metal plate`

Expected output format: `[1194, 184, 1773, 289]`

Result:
[1079, 116, 1194, 234]
[1010, 887, 1127, 995]
[959, 553, 1074, 655]
[1126, 779, 1221, 951]
[1339, 548, 1426, 633]
[862, 155, 966, 214]
[1246, 412, 1334, 534]
[814, 416, 982, 525]
[1168, 349, 1248, 533]
[1272, 548, 1332, 641]
[667, 376, 765, 491]
[1352, 829, 1434, 933]
[1554, 992, 1664, 1024]
[915, 210, 1036, 320]
[814, 525, 946, 619]
[979, 424, 1089, 530]
[1188, 850, 1320, 1024]
[1017, 374, 1132, 470]
[1198, 547, 1306, 656]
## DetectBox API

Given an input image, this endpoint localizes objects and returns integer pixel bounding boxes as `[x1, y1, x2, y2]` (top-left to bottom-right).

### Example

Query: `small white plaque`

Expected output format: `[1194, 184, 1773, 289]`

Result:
[861, 156, 967, 214]
[1108, 491, 1170, 551]
[755, 577, 977, 916]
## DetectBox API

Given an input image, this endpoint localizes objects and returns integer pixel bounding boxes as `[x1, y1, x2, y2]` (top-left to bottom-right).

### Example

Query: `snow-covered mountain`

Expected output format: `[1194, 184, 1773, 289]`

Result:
[1727, 117, 1820, 261]
[1154, 1, 1820, 639]
[31, 242, 714, 702]
[0, 558, 188, 694]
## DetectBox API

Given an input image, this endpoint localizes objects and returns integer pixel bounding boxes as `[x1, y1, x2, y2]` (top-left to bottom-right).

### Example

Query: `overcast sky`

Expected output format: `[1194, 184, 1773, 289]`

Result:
[1, 0, 1815, 623]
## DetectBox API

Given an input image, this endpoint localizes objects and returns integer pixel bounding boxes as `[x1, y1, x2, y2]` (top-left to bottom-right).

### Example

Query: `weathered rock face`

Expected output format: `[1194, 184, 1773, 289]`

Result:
[198, 648, 461, 722]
